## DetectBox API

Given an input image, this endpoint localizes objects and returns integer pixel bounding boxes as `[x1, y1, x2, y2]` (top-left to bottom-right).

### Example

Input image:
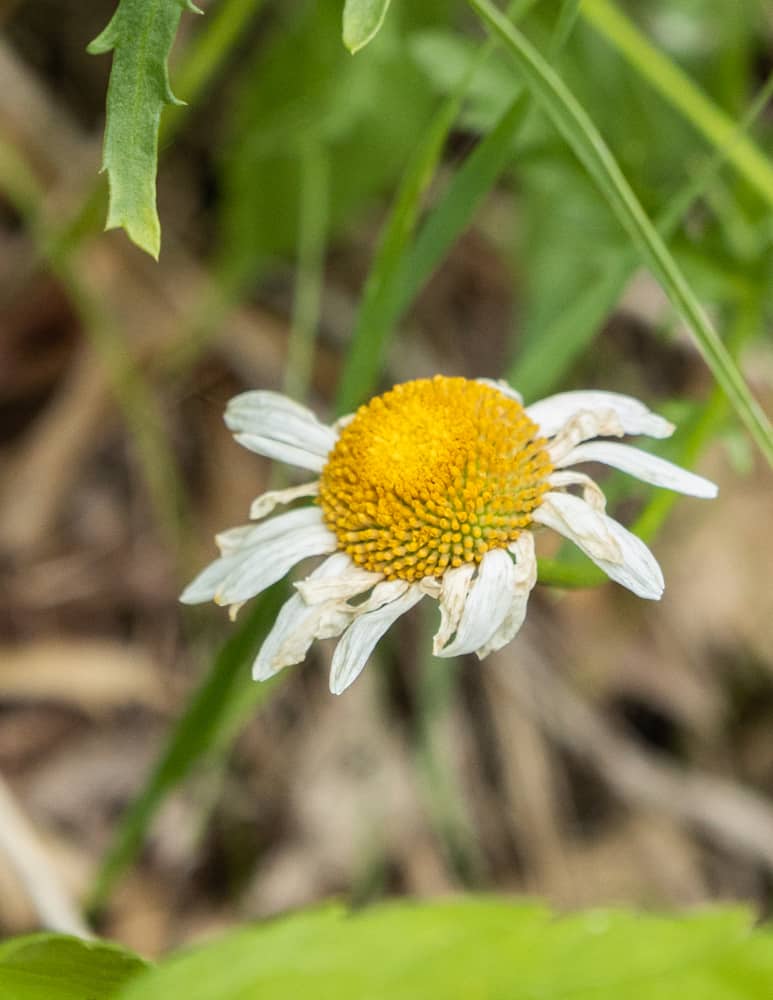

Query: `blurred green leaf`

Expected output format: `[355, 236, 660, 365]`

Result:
[116, 900, 773, 999]
[88, 0, 200, 258]
[88, 586, 285, 912]
[343, 0, 392, 53]
[0, 934, 147, 999]
[468, 0, 773, 466]
[218, 4, 435, 274]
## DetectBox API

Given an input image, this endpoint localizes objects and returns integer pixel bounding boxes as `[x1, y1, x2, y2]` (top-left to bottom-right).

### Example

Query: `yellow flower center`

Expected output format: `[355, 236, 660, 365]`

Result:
[319, 376, 552, 582]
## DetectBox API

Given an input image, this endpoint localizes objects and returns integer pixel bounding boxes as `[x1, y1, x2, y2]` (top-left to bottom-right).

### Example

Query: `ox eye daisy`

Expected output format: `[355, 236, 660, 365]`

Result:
[181, 376, 717, 695]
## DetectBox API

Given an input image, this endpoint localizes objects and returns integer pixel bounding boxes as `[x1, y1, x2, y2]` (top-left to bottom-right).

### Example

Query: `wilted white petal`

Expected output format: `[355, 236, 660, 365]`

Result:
[352, 578, 410, 614]
[329, 585, 424, 695]
[215, 523, 337, 606]
[225, 391, 336, 456]
[253, 554, 363, 679]
[476, 532, 538, 659]
[533, 491, 664, 600]
[432, 563, 475, 655]
[548, 470, 607, 510]
[527, 390, 674, 440]
[436, 548, 517, 658]
[556, 441, 718, 499]
[295, 554, 383, 605]
[233, 433, 327, 473]
[216, 506, 324, 554]
[250, 481, 319, 520]
[477, 378, 523, 404]
[180, 552, 244, 604]
[189, 513, 330, 604]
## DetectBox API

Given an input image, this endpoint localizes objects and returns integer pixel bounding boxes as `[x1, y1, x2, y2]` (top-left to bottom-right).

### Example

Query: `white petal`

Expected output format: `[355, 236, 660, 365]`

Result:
[216, 506, 324, 554]
[295, 560, 383, 605]
[527, 390, 674, 440]
[233, 433, 327, 473]
[556, 441, 718, 499]
[435, 549, 517, 658]
[183, 508, 336, 606]
[548, 470, 607, 510]
[180, 551, 244, 604]
[433, 563, 475, 655]
[252, 556, 357, 680]
[475, 532, 538, 659]
[533, 492, 664, 600]
[225, 391, 337, 457]
[215, 523, 337, 606]
[476, 378, 523, 404]
[250, 481, 319, 520]
[329, 586, 424, 695]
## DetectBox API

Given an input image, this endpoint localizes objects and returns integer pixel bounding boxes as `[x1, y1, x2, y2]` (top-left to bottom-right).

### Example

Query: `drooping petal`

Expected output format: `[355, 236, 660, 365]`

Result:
[435, 548, 517, 658]
[179, 551, 245, 605]
[526, 390, 674, 440]
[225, 391, 337, 455]
[329, 586, 424, 695]
[548, 470, 607, 510]
[250, 481, 319, 520]
[181, 508, 337, 607]
[556, 441, 718, 499]
[433, 563, 475, 655]
[533, 491, 664, 600]
[295, 558, 383, 605]
[253, 555, 358, 680]
[476, 378, 523, 404]
[215, 524, 337, 607]
[475, 532, 538, 659]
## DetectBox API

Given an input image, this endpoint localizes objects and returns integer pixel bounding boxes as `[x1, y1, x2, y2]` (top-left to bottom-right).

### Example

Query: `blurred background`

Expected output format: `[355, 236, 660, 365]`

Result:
[1, 0, 772, 958]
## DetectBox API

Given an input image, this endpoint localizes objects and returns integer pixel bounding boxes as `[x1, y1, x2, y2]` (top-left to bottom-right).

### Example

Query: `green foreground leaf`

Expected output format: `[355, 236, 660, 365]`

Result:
[0, 934, 147, 1000]
[116, 900, 773, 999]
[343, 0, 393, 54]
[88, 0, 200, 258]
[468, 0, 773, 467]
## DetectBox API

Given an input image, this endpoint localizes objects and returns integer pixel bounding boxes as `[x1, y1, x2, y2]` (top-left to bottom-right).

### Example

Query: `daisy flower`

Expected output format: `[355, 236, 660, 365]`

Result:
[181, 376, 716, 694]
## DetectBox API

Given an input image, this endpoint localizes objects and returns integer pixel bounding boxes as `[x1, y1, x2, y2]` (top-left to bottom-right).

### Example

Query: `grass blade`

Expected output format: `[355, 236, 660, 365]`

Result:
[581, 0, 773, 209]
[468, 0, 773, 466]
[508, 70, 773, 398]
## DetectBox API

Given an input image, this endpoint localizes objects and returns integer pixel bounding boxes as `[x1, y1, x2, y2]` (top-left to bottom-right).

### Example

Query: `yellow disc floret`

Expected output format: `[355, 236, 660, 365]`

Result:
[318, 376, 552, 582]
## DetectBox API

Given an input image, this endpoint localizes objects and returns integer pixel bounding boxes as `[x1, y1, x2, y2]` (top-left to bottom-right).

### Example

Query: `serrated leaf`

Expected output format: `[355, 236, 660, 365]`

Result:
[343, 0, 392, 53]
[115, 900, 773, 999]
[88, 0, 199, 258]
[0, 933, 147, 999]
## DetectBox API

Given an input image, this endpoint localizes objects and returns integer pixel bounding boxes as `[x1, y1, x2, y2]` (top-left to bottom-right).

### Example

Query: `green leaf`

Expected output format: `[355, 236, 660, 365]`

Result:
[467, 0, 773, 466]
[343, 0, 393, 54]
[88, 0, 200, 258]
[0, 934, 147, 999]
[88, 586, 286, 912]
[115, 900, 773, 999]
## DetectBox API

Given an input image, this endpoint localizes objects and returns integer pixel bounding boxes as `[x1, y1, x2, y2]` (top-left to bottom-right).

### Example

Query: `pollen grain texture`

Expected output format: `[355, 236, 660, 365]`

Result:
[318, 376, 552, 582]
